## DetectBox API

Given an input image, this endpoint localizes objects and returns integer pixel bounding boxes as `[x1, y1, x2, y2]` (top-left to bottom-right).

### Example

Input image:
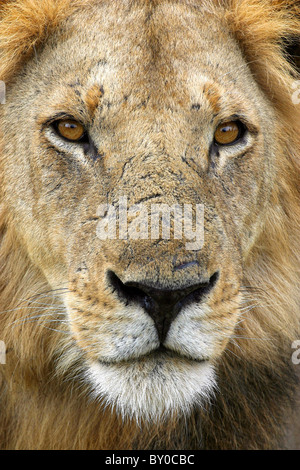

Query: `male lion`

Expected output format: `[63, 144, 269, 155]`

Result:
[0, 0, 299, 450]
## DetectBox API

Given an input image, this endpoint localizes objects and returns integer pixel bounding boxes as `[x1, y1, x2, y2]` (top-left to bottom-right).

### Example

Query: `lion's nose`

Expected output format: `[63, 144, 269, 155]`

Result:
[107, 271, 219, 343]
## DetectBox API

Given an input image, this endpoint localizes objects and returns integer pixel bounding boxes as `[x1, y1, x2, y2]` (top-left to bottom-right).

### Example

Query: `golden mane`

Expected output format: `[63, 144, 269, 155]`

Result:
[0, 0, 300, 449]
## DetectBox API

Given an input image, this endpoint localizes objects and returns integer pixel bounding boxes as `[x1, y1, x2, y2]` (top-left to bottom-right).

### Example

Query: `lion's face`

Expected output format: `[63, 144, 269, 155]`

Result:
[2, 2, 278, 419]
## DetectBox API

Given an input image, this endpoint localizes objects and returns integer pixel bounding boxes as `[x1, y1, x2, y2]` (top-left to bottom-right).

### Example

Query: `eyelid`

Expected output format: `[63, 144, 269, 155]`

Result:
[42, 113, 85, 129]
[217, 115, 258, 136]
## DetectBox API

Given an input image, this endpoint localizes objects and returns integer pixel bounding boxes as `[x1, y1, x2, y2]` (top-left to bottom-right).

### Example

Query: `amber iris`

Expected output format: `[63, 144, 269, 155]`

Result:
[57, 119, 85, 141]
[214, 121, 241, 145]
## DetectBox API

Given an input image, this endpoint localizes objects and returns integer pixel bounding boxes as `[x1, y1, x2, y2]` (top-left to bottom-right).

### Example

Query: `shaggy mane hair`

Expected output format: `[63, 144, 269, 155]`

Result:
[0, 0, 300, 449]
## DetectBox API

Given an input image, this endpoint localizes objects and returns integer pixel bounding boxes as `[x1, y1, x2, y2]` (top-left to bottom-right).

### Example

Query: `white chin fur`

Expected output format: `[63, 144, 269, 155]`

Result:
[86, 354, 216, 422]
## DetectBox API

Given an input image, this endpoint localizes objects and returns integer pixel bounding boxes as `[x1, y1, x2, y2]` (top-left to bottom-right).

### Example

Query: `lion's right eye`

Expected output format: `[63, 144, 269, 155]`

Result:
[54, 119, 87, 142]
[214, 120, 245, 146]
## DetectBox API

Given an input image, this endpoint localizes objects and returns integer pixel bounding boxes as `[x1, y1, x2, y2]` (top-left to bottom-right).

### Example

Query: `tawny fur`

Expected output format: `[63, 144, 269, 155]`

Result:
[0, 0, 300, 450]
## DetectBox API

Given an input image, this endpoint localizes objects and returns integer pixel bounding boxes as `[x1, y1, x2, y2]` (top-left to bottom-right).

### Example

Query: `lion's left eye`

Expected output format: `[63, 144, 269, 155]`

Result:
[214, 121, 245, 146]
[54, 119, 87, 142]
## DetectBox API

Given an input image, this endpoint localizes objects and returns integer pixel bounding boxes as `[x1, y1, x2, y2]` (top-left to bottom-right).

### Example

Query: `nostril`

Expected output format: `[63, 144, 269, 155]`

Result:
[107, 270, 219, 343]
[107, 270, 154, 310]
[179, 270, 219, 309]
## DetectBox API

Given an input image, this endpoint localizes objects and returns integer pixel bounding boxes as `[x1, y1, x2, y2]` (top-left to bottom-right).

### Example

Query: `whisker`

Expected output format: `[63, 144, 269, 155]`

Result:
[26, 301, 65, 307]
[39, 326, 71, 335]
[0, 305, 66, 315]
[229, 335, 271, 342]
[16, 286, 69, 306]
[222, 347, 241, 361]
[8, 309, 67, 326]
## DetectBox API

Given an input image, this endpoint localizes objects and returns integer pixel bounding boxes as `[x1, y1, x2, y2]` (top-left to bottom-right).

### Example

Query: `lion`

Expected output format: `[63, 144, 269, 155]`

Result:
[0, 0, 299, 450]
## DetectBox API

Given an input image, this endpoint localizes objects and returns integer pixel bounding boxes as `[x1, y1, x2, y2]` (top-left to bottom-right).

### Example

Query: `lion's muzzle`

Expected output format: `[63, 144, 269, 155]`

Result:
[107, 270, 219, 343]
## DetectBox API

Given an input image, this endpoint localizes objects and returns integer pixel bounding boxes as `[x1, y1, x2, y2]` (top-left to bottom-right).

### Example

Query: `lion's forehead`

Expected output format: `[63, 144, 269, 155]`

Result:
[35, 0, 259, 118]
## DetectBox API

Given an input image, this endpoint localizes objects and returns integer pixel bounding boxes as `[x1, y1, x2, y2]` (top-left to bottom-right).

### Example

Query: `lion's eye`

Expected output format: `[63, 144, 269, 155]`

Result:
[55, 119, 86, 142]
[214, 121, 244, 146]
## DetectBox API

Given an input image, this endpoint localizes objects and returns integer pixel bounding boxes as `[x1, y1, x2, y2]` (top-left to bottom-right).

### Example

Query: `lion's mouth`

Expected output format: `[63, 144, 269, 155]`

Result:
[97, 344, 209, 366]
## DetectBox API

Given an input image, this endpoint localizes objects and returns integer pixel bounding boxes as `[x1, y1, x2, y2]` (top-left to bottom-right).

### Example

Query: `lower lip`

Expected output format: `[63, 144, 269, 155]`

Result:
[98, 347, 208, 365]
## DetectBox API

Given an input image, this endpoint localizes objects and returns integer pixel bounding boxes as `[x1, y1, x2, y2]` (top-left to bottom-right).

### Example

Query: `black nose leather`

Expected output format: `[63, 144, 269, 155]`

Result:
[107, 271, 219, 343]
